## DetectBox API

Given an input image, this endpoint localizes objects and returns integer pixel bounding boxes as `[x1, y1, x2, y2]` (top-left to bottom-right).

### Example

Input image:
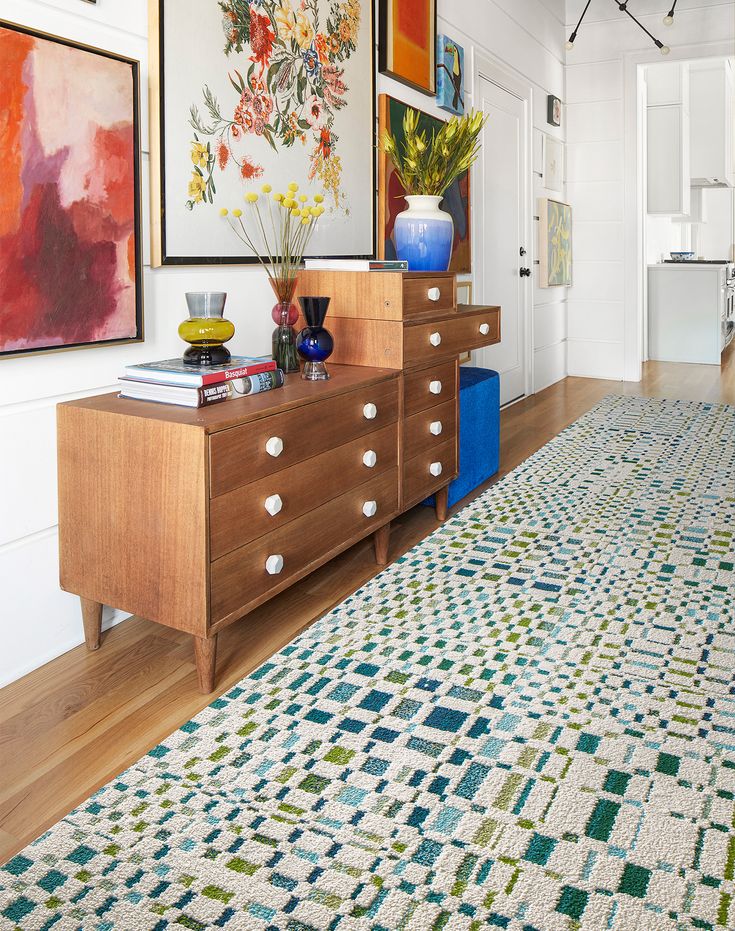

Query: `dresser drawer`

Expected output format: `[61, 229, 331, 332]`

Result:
[209, 377, 399, 497]
[210, 469, 399, 625]
[403, 306, 500, 367]
[402, 439, 458, 508]
[403, 398, 457, 462]
[403, 275, 456, 316]
[210, 423, 398, 559]
[403, 360, 458, 417]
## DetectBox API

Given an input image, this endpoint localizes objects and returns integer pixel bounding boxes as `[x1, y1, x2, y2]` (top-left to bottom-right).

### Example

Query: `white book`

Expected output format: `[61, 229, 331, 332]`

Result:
[303, 259, 408, 272]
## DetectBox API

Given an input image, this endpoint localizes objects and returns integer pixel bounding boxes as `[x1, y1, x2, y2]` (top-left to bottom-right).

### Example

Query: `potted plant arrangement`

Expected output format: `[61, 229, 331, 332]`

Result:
[222, 184, 326, 372]
[381, 108, 487, 272]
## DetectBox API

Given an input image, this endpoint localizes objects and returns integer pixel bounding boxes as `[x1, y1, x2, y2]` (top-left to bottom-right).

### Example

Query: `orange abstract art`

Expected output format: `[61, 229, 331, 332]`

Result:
[379, 0, 436, 95]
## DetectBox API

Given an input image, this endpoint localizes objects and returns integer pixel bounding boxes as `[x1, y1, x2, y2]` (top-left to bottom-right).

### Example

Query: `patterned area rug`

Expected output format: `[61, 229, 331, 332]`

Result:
[2, 395, 734, 931]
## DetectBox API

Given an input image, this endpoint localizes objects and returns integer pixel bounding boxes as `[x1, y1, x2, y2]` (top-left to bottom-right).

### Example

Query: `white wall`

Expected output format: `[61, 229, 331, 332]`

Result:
[1, 0, 567, 687]
[564, 0, 734, 380]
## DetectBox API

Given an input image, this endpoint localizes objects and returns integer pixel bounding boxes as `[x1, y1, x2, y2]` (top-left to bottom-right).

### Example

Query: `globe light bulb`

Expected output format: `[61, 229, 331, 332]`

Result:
[663, 14, 674, 25]
[566, 39, 575, 50]
[660, 45, 671, 55]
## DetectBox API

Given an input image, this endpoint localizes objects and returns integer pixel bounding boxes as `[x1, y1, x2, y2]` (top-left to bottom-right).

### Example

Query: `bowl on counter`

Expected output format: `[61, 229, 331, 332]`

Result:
[669, 252, 696, 262]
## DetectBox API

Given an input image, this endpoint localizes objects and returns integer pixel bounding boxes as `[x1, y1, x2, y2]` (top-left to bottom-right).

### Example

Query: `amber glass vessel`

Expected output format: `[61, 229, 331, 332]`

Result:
[178, 292, 235, 366]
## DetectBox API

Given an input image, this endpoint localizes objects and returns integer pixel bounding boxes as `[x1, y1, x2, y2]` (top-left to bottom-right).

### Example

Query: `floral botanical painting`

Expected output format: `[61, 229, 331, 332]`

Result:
[539, 198, 572, 288]
[436, 34, 464, 115]
[154, 0, 374, 264]
[0, 22, 142, 358]
[378, 95, 470, 273]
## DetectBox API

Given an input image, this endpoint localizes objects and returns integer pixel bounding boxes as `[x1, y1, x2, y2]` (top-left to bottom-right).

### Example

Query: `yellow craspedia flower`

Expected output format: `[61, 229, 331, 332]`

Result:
[291, 207, 301, 217]
[314, 194, 324, 203]
[301, 208, 310, 218]
[273, 192, 284, 202]
[299, 194, 308, 203]
[310, 206, 319, 216]
[219, 208, 229, 217]
[245, 192, 258, 203]
[232, 208, 242, 218]
[261, 183, 272, 193]
[288, 182, 299, 192]
[301, 216, 311, 225]
[284, 199, 296, 209]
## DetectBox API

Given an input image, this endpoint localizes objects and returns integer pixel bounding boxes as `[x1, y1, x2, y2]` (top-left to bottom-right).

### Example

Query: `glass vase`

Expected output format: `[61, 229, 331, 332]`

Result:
[178, 292, 235, 366]
[296, 296, 333, 381]
[269, 277, 300, 374]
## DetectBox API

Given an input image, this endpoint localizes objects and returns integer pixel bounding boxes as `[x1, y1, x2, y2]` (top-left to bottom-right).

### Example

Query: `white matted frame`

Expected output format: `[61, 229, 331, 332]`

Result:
[543, 134, 563, 193]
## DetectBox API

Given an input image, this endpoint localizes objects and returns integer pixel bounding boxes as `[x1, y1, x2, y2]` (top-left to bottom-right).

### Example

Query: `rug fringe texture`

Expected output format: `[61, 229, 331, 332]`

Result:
[1, 395, 734, 930]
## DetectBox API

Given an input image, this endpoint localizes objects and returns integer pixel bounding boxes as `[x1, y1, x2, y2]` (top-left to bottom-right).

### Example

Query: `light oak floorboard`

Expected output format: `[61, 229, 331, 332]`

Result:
[1, 356, 732, 864]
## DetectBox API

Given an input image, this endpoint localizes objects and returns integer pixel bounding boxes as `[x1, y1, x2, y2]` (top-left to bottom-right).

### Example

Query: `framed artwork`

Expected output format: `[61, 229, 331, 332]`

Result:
[539, 198, 572, 288]
[436, 34, 464, 115]
[151, 0, 375, 265]
[543, 135, 564, 193]
[378, 95, 471, 273]
[0, 20, 143, 359]
[456, 280, 473, 364]
[547, 94, 562, 127]
[379, 0, 436, 95]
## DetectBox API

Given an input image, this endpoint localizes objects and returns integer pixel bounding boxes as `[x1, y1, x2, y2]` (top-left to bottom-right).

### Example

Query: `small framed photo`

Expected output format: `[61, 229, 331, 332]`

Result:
[547, 95, 562, 127]
[543, 135, 564, 193]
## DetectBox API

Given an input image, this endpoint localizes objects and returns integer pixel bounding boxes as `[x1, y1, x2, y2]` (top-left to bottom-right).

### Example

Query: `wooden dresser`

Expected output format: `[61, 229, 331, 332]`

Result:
[58, 273, 500, 693]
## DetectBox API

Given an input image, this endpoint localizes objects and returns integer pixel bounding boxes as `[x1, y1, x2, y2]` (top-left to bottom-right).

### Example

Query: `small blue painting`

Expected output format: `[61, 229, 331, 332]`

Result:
[436, 34, 465, 115]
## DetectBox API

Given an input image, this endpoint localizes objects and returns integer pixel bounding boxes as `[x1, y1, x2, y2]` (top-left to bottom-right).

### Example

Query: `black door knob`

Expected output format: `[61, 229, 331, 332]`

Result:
[519, 267, 531, 277]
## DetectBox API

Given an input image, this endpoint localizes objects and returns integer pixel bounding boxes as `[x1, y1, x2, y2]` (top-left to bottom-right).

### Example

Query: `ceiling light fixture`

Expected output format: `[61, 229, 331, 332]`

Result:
[566, 0, 674, 56]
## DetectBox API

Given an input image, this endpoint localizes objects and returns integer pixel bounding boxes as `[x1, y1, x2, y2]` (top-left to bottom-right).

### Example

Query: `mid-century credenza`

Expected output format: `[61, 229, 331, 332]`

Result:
[57, 272, 500, 692]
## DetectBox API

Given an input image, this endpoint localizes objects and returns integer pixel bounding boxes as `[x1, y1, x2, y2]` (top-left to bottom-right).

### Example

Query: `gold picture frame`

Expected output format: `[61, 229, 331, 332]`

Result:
[538, 197, 572, 288]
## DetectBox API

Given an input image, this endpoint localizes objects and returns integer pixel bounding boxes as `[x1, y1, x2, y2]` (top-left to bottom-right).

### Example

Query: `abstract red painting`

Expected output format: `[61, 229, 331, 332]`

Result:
[0, 22, 142, 358]
[379, 0, 436, 95]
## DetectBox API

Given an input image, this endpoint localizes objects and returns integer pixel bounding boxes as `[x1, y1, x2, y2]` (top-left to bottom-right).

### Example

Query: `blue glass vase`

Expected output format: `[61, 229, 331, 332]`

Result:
[296, 296, 334, 381]
[394, 195, 454, 272]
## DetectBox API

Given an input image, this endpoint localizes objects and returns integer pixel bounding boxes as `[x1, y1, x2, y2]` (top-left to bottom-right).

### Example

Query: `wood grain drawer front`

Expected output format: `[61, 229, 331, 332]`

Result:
[403, 275, 456, 316]
[403, 399, 457, 461]
[209, 378, 399, 497]
[210, 423, 398, 559]
[211, 469, 399, 625]
[403, 307, 501, 367]
[403, 439, 458, 508]
[403, 360, 458, 417]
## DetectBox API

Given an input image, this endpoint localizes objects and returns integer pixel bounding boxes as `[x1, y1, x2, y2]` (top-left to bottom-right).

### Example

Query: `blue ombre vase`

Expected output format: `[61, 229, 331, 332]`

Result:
[394, 195, 454, 272]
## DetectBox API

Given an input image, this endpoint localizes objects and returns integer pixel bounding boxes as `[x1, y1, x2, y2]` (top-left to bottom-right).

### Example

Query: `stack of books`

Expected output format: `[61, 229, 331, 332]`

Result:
[119, 357, 285, 408]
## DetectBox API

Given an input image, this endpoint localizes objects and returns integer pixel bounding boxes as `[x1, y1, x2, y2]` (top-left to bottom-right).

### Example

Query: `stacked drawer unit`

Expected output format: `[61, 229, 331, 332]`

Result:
[296, 270, 501, 511]
[57, 367, 401, 692]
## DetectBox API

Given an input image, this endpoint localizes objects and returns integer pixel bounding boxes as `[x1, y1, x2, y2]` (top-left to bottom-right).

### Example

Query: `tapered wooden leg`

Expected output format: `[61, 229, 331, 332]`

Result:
[193, 634, 218, 694]
[435, 486, 449, 522]
[80, 598, 102, 651]
[373, 523, 391, 566]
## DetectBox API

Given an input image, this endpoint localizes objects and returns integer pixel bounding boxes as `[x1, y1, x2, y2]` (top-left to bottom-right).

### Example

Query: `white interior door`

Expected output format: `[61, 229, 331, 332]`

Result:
[474, 75, 529, 406]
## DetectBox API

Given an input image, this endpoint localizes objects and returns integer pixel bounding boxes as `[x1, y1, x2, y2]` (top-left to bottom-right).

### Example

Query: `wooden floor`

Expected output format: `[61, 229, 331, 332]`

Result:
[1, 354, 733, 865]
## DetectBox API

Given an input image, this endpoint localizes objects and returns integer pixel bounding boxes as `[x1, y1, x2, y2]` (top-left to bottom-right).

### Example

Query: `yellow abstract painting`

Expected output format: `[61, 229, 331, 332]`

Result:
[539, 198, 572, 288]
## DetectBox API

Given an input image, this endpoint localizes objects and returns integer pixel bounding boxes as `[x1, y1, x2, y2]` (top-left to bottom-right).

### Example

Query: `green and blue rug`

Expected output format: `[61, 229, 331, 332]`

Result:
[1, 395, 734, 930]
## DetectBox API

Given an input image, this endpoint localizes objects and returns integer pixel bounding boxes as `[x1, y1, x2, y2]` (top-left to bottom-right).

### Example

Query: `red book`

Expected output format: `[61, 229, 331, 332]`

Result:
[123, 356, 277, 387]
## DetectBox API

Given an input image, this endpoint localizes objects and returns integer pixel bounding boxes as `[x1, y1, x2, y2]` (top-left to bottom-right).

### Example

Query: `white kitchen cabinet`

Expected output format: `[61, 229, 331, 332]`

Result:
[690, 60, 734, 188]
[672, 187, 706, 223]
[647, 64, 690, 215]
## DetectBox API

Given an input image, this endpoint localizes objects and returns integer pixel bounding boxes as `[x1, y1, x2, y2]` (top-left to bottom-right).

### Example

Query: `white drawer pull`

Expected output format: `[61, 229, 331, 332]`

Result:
[264, 494, 283, 516]
[265, 554, 284, 575]
[429, 332, 442, 347]
[427, 287, 441, 302]
[363, 402, 377, 420]
[430, 421, 443, 436]
[429, 461, 443, 477]
[479, 322, 490, 336]
[429, 380, 442, 395]
[265, 436, 284, 458]
[363, 450, 377, 468]
[362, 500, 378, 518]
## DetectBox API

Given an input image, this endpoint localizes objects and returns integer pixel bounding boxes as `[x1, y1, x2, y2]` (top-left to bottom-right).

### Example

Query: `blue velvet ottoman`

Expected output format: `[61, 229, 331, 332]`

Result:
[425, 367, 500, 510]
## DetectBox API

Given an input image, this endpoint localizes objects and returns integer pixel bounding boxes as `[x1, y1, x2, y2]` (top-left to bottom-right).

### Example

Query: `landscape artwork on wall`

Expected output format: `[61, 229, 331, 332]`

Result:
[378, 95, 471, 273]
[0, 21, 142, 359]
[152, 0, 375, 265]
[436, 34, 464, 115]
[379, 0, 436, 95]
[539, 197, 572, 288]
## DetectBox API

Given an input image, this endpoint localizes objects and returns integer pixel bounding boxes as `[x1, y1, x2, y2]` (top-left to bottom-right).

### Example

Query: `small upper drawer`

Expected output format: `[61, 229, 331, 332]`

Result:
[403, 398, 457, 462]
[403, 306, 500, 368]
[209, 377, 399, 497]
[403, 275, 456, 317]
[210, 423, 398, 559]
[403, 360, 458, 417]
